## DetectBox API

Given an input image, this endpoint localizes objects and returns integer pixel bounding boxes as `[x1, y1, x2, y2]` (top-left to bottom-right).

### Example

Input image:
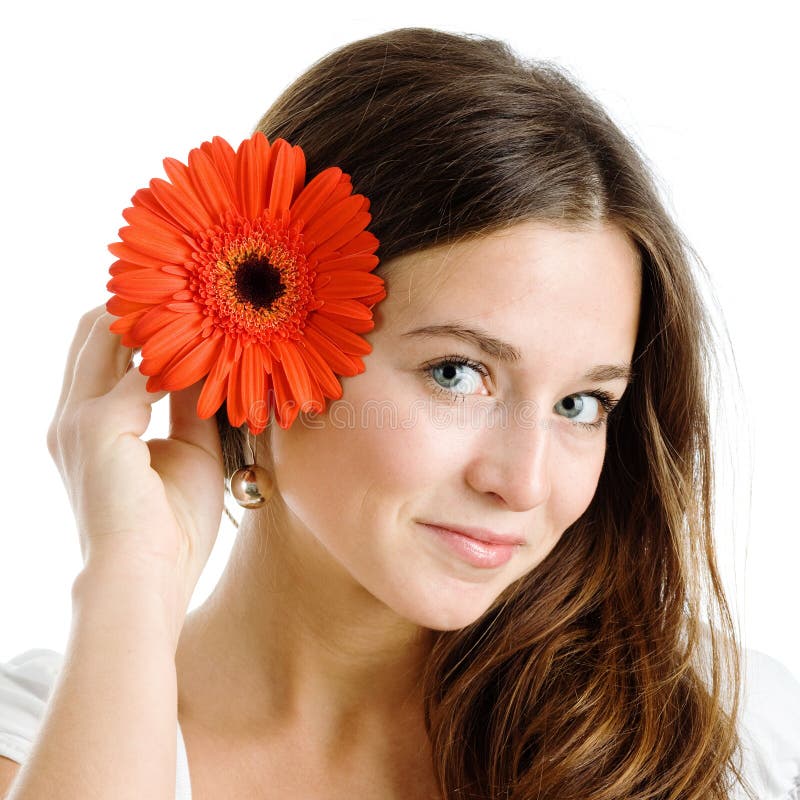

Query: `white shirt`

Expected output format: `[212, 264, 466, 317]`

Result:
[1, 645, 799, 798]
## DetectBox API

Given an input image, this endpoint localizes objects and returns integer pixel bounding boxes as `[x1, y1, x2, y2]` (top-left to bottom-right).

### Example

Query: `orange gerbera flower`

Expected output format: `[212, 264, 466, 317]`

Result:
[106, 132, 386, 433]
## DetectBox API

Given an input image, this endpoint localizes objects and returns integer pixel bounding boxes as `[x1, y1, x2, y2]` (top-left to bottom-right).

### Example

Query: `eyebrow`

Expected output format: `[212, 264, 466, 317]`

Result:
[401, 323, 634, 383]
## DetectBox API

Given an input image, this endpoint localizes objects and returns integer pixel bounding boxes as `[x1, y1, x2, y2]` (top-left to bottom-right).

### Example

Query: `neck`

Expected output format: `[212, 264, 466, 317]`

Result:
[175, 497, 436, 755]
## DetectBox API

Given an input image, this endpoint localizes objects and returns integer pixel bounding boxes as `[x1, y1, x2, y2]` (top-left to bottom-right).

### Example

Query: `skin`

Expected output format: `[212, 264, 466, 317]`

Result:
[173, 218, 642, 795]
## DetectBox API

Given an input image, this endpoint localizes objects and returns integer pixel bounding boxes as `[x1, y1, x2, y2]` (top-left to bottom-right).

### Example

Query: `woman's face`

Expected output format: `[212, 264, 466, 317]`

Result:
[267, 219, 641, 630]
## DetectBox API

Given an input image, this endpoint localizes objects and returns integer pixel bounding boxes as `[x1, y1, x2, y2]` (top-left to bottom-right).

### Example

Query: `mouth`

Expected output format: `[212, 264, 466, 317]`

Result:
[417, 522, 523, 569]
[419, 520, 526, 546]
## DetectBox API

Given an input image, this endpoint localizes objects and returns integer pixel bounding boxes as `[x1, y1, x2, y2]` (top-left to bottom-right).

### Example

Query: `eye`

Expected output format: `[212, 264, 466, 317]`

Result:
[419, 356, 621, 427]
[555, 390, 619, 431]
[420, 355, 490, 402]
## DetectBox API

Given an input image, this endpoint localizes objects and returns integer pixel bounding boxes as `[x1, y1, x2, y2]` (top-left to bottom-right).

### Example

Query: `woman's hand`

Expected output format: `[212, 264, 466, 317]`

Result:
[47, 303, 226, 626]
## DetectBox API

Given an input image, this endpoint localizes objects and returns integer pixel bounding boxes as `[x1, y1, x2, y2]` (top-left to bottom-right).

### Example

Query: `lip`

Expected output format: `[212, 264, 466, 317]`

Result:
[418, 522, 523, 569]
[420, 521, 526, 546]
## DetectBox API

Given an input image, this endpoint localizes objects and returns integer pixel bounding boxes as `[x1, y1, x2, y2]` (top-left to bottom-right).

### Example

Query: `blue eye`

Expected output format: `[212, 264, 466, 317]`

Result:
[420, 354, 620, 430]
[555, 392, 618, 431]
[421, 355, 489, 402]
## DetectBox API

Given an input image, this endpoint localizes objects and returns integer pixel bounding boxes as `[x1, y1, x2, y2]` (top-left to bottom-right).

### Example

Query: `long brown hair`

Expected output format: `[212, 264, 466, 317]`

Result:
[216, 27, 754, 799]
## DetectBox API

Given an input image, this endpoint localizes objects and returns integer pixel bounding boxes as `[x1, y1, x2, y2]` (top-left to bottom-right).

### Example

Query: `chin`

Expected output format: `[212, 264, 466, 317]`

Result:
[388, 590, 501, 632]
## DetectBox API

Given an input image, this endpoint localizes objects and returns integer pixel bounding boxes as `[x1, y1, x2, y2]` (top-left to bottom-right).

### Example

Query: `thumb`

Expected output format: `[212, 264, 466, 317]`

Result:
[168, 378, 223, 466]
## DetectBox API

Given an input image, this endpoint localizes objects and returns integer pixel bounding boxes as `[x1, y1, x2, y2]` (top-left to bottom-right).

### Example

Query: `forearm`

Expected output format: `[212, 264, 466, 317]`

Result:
[8, 566, 181, 800]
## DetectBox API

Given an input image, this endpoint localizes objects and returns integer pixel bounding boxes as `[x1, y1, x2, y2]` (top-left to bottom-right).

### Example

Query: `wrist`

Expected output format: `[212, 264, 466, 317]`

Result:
[72, 557, 188, 650]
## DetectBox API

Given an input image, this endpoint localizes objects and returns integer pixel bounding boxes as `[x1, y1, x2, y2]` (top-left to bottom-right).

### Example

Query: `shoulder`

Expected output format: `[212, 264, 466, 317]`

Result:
[0, 648, 64, 764]
[735, 646, 800, 799]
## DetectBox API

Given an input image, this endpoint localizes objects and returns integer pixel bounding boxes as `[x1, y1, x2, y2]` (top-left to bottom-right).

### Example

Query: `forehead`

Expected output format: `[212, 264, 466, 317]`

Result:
[376, 220, 642, 356]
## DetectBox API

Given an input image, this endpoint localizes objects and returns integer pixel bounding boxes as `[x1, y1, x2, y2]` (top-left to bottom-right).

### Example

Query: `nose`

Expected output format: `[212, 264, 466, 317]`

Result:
[464, 412, 552, 511]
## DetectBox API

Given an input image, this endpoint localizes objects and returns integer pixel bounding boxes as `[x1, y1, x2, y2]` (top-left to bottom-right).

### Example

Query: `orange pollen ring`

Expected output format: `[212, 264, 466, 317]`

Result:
[189, 214, 316, 346]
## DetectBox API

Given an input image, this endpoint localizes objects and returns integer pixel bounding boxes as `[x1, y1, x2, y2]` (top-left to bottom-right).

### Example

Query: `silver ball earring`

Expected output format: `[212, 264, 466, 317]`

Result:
[229, 431, 274, 509]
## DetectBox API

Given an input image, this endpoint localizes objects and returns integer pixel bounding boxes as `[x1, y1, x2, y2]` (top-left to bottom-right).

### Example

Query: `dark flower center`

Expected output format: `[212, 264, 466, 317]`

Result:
[234, 256, 285, 310]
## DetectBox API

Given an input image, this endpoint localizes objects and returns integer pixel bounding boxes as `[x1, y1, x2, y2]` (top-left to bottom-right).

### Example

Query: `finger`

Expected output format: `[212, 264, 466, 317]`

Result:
[168, 378, 223, 465]
[66, 310, 134, 407]
[54, 304, 108, 419]
[102, 365, 169, 439]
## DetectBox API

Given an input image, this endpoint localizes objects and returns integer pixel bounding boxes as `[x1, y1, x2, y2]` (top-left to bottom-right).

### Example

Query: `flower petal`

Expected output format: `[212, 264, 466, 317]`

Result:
[145, 332, 202, 392]
[309, 211, 372, 262]
[291, 145, 306, 203]
[108, 270, 188, 304]
[274, 339, 317, 410]
[119, 209, 196, 264]
[140, 313, 206, 372]
[109, 259, 149, 276]
[316, 298, 373, 320]
[256, 341, 273, 373]
[236, 132, 270, 220]
[106, 295, 149, 317]
[196, 335, 237, 419]
[314, 271, 385, 300]
[131, 187, 173, 225]
[162, 156, 206, 214]
[360, 287, 388, 307]
[338, 230, 380, 257]
[268, 139, 296, 220]
[158, 329, 224, 391]
[127, 305, 179, 342]
[315, 253, 379, 273]
[301, 324, 362, 376]
[187, 146, 236, 223]
[108, 241, 173, 269]
[199, 136, 237, 203]
[296, 339, 343, 401]
[271, 359, 301, 429]
[240, 342, 265, 422]
[289, 167, 342, 231]
[109, 309, 150, 343]
[149, 176, 213, 233]
[302, 195, 363, 252]
[225, 352, 247, 427]
[315, 308, 375, 334]
[308, 314, 373, 356]
[315, 178, 354, 215]
[305, 370, 325, 413]
[160, 299, 200, 313]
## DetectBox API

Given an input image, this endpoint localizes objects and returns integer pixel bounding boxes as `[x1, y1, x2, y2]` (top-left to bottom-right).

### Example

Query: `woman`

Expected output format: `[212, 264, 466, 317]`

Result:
[1, 26, 799, 800]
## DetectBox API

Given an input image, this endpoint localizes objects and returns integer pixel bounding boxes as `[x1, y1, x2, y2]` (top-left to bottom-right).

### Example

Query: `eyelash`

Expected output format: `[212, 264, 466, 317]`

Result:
[419, 354, 620, 431]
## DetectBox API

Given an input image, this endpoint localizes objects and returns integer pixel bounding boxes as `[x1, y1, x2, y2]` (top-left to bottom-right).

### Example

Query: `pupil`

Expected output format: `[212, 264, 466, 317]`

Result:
[234, 256, 284, 309]
[562, 397, 575, 410]
[442, 365, 457, 380]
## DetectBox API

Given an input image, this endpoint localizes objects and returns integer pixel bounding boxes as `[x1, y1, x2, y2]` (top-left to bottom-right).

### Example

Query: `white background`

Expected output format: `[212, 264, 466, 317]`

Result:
[1, 1, 797, 679]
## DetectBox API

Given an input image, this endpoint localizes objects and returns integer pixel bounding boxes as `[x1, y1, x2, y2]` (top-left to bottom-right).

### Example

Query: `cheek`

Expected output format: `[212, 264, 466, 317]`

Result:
[269, 387, 448, 533]
[550, 439, 606, 535]
[517, 436, 606, 569]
